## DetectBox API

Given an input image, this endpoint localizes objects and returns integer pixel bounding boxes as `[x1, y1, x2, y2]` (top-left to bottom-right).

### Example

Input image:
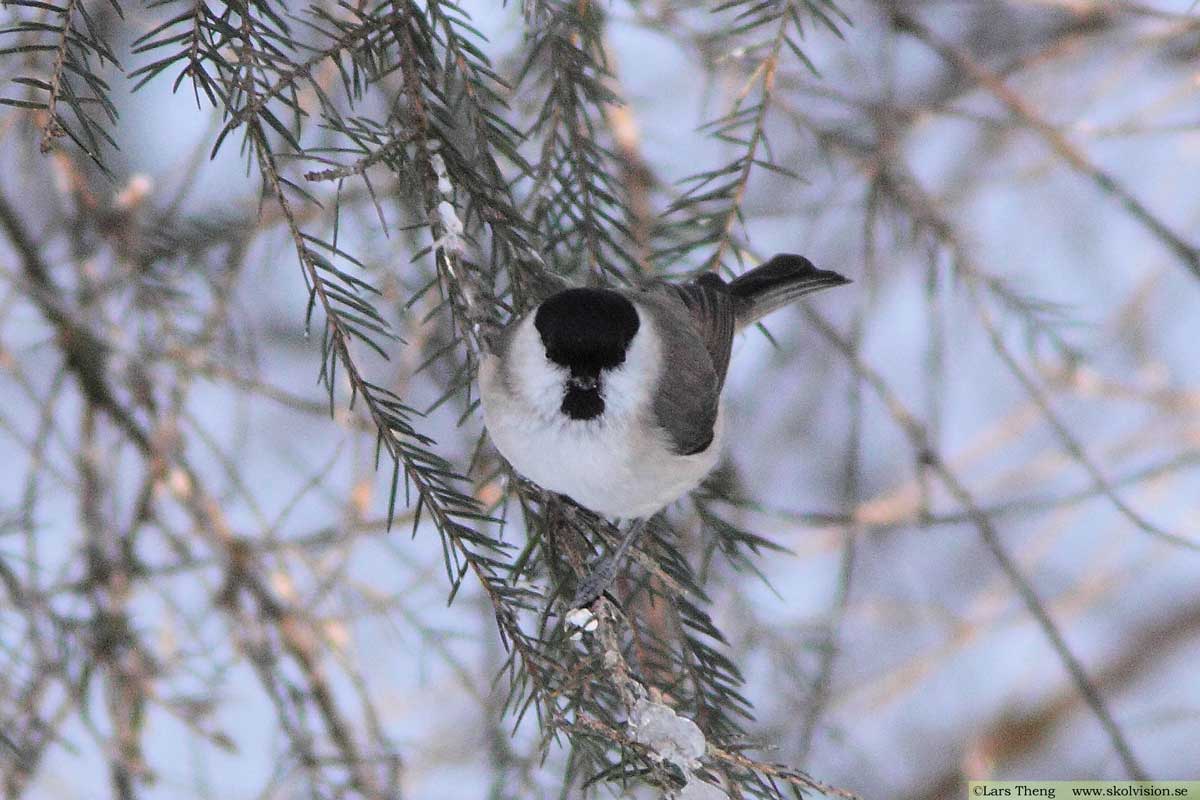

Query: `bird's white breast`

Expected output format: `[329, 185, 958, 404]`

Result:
[479, 311, 723, 519]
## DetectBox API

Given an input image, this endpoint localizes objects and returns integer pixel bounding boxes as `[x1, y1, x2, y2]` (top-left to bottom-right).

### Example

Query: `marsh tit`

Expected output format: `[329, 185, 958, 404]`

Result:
[479, 254, 850, 605]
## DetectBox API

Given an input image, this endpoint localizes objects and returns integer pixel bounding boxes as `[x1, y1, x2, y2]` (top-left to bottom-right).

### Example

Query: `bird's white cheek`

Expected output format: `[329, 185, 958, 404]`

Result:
[598, 306, 661, 421]
[507, 318, 572, 421]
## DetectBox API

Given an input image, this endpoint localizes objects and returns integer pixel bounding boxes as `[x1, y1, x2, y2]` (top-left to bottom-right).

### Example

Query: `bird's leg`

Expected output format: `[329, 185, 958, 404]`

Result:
[570, 518, 648, 608]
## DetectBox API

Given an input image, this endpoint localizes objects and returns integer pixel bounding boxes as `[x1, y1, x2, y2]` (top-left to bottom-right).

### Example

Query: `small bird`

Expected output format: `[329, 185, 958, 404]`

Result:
[479, 254, 850, 605]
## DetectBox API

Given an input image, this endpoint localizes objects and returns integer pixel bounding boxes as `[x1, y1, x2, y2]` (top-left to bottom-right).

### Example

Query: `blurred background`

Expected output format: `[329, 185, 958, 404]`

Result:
[1, 0, 1199, 797]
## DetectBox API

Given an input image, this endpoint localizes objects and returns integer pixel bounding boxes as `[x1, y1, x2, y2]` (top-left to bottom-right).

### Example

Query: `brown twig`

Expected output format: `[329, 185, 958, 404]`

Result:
[892, 11, 1200, 281]
[802, 306, 1151, 781]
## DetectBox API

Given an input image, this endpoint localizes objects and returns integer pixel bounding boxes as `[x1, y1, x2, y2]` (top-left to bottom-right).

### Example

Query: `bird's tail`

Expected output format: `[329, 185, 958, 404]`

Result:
[729, 254, 850, 328]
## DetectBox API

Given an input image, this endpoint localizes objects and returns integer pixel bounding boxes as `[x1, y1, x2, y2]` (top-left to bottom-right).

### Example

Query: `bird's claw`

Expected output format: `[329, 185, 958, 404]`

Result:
[570, 556, 616, 609]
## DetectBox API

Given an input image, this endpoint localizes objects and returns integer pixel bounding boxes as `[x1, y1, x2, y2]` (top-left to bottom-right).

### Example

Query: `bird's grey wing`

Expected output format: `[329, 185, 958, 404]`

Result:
[660, 273, 737, 391]
[640, 275, 737, 456]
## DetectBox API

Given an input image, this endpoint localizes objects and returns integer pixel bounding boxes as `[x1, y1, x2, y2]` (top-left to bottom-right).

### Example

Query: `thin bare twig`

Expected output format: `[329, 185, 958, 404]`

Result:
[893, 11, 1200, 281]
[802, 306, 1151, 781]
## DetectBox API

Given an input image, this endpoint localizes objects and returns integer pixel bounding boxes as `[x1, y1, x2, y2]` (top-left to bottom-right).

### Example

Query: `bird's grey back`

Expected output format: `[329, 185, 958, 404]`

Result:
[636, 281, 732, 456]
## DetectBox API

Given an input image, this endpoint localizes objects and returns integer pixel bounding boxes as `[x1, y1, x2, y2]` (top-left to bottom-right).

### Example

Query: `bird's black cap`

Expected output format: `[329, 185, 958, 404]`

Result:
[534, 288, 639, 420]
[534, 288, 640, 371]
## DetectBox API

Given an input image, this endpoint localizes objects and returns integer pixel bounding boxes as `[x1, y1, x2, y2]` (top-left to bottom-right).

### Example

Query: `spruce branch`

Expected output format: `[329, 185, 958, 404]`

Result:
[518, 0, 643, 280]
[657, 0, 849, 273]
[1, 0, 123, 171]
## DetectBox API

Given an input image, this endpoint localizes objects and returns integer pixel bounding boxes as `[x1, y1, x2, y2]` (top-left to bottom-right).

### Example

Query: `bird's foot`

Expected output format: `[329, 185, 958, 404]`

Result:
[569, 518, 648, 609]
[570, 556, 619, 608]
